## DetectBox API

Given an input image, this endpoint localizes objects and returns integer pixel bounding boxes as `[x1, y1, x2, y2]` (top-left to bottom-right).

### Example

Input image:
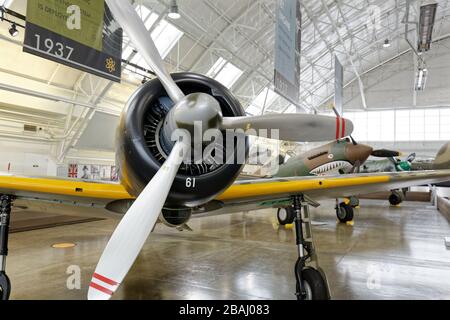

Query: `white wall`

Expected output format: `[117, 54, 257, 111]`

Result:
[0, 140, 58, 176]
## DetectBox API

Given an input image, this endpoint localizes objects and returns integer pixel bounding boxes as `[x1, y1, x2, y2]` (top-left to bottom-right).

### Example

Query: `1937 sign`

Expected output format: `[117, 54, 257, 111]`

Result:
[24, 0, 123, 82]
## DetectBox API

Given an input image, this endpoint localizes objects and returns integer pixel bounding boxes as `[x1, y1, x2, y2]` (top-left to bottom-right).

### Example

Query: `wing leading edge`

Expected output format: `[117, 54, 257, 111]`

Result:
[217, 170, 450, 203]
[1, 170, 450, 209]
[0, 175, 133, 204]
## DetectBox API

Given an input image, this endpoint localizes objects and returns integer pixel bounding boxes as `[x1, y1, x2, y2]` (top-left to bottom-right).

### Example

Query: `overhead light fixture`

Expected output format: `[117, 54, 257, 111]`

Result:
[383, 39, 391, 48]
[418, 2, 438, 52]
[168, 0, 180, 20]
[415, 67, 428, 91]
[8, 22, 18, 37]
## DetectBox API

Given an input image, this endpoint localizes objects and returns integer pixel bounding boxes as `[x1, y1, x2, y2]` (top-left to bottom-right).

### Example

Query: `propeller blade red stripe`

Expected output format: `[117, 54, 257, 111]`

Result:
[336, 117, 341, 140]
[341, 118, 346, 138]
[93, 273, 118, 286]
[89, 282, 113, 296]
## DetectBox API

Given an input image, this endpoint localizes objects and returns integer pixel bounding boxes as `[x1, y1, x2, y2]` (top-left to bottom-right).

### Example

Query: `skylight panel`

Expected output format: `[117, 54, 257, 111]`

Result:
[130, 53, 150, 70]
[122, 17, 183, 70]
[253, 88, 278, 108]
[214, 62, 244, 89]
[122, 45, 134, 60]
[144, 13, 159, 30]
[207, 57, 227, 78]
[122, 4, 159, 62]
[134, 5, 158, 30]
[206, 57, 243, 89]
[151, 19, 184, 58]
[135, 4, 151, 21]
[246, 87, 279, 115]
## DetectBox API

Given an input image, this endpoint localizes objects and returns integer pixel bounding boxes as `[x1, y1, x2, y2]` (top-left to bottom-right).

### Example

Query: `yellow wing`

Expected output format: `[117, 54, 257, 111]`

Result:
[1, 170, 450, 212]
[0, 175, 133, 205]
[218, 170, 450, 204]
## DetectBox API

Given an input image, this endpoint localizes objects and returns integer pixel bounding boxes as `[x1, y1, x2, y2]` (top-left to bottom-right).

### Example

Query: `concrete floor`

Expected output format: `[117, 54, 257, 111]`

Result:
[6, 199, 450, 300]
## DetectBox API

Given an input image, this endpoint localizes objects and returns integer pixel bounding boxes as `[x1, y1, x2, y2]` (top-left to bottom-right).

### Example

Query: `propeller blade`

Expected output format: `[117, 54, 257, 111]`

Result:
[371, 149, 401, 158]
[106, 0, 184, 103]
[221, 114, 353, 142]
[88, 142, 185, 300]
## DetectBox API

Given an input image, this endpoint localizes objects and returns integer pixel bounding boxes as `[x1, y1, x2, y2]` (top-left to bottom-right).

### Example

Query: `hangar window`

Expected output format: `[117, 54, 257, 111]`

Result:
[345, 108, 450, 142]
[395, 110, 410, 141]
[245, 87, 279, 116]
[207, 58, 243, 89]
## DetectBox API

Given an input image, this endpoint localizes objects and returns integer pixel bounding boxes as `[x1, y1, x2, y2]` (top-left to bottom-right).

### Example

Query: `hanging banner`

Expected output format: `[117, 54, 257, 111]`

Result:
[274, 0, 302, 108]
[334, 55, 344, 115]
[24, 0, 122, 82]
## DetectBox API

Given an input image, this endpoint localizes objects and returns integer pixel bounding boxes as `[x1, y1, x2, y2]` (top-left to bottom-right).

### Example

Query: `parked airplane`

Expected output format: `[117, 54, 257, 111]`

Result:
[273, 138, 402, 224]
[357, 153, 416, 206]
[2, 0, 450, 301]
[358, 142, 450, 203]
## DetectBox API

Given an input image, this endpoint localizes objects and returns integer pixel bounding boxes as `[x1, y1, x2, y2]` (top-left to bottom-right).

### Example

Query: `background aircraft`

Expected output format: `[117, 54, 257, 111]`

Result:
[361, 153, 416, 173]
[358, 153, 416, 206]
[274, 138, 401, 224]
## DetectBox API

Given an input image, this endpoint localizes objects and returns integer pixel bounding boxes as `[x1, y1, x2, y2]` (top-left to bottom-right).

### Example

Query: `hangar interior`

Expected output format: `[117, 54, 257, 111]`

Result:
[0, 0, 450, 300]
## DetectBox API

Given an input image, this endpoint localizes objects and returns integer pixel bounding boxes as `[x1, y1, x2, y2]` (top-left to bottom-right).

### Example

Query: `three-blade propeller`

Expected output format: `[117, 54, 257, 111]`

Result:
[89, 0, 355, 300]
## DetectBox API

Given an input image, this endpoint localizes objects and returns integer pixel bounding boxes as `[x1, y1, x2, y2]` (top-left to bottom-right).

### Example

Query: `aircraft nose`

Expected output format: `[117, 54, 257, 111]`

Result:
[346, 144, 373, 164]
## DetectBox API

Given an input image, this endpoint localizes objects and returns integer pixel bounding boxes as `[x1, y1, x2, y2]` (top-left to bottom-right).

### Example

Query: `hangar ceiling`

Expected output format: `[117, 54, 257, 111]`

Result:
[0, 0, 449, 161]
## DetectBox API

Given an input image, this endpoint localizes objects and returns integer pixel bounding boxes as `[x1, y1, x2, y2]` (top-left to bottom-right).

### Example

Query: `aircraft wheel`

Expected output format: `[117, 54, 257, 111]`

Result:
[336, 202, 354, 223]
[0, 271, 11, 300]
[296, 267, 329, 300]
[277, 207, 295, 225]
[389, 192, 403, 206]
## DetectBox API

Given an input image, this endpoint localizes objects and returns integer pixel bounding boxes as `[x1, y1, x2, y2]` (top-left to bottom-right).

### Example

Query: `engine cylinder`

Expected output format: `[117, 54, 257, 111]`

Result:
[116, 72, 248, 208]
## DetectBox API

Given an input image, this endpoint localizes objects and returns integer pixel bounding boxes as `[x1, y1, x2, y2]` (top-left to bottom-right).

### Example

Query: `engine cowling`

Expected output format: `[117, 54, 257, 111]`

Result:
[116, 72, 248, 209]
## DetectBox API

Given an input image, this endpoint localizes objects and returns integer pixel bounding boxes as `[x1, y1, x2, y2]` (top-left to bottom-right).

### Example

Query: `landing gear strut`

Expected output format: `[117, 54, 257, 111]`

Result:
[0, 195, 13, 300]
[291, 195, 330, 300]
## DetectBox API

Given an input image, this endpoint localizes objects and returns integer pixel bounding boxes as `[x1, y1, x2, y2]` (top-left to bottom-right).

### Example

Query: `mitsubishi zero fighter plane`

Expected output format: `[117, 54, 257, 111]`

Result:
[2, 0, 450, 301]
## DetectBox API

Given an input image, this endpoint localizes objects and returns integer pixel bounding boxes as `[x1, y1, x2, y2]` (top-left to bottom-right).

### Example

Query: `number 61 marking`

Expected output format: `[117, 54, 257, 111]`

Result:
[185, 178, 196, 188]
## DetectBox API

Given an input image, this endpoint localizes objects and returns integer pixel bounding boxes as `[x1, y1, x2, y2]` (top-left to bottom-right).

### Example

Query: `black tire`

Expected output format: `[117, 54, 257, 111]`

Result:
[336, 202, 354, 223]
[389, 193, 403, 206]
[277, 207, 295, 225]
[0, 272, 11, 300]
[296, 268, 329, 300]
